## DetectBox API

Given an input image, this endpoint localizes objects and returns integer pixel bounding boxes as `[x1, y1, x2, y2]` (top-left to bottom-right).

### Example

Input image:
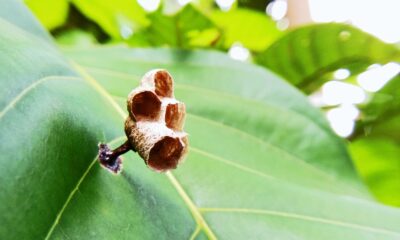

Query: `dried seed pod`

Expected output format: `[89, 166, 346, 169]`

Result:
[125, 118, 188, 172]
[98, 69, 188, 173]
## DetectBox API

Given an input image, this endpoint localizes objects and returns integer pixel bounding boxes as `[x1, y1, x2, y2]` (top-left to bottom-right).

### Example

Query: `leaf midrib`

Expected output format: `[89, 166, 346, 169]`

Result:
[44, 136, 127, 240]
[199, 208, 400, 237]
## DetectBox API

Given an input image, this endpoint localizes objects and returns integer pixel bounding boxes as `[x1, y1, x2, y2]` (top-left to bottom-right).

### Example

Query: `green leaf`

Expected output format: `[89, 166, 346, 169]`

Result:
[70, 0, 149, 39]
[256, 23, 400, 93]
[350, 75, 400, 206]
[25, 0, 69, 30]
[129, 5, 221, 48]
[56, 29, 98, 47]
[162, 0, 216, 14]
[350, 137, 400, 206]
[2, 2, 400, 239]
[358, 75, 400, 129]
[211, 8, 281, 51]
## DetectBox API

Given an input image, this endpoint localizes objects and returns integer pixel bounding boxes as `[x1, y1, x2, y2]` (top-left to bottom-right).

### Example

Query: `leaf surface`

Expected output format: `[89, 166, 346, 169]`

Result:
[1, 3, 400, 240]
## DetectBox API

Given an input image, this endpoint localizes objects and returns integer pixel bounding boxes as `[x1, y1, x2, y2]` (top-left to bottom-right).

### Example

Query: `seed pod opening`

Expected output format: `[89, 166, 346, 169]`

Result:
[165, 102, 186, 131]
[148, 136, 184, 171]
[128, 91, 161, 121]
[140, 69, 174, 97]
[154, 70, 173, 98]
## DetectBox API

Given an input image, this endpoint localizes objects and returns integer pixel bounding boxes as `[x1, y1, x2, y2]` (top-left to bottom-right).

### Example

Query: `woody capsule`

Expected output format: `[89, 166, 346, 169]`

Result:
[98, 69, 188, 174]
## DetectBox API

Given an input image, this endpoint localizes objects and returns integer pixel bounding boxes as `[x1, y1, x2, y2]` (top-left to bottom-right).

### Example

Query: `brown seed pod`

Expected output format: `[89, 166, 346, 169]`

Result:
[125, 118, 188, 172]
[98, 69, 188, 173]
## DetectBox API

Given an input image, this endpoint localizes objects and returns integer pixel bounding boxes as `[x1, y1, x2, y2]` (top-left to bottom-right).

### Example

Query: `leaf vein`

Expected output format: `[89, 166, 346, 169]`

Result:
[189, 226, 201, 240]
[199, 208, 400, 236]
[0, 76, 80, 121]
[44, 136, 127, 239]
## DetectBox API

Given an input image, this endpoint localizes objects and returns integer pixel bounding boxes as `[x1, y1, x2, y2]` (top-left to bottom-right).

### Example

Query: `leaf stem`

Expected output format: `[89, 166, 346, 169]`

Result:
[98, 140, 135, 174]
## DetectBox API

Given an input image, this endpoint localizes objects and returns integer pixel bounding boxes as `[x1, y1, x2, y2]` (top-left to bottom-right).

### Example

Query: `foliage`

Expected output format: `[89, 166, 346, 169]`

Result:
[254, 23, 400, 206]
[350, 75, 400, 205]
[128, 5, 221, 48]
[350, 138, 400, 206]
[256, 23, 400, 93]
[70, 0, 149, 39]
[2, 1, 400, 239]
[26, 0, 281, 50]
[25, 0, 68, 29]
[210, 8, 281, 51]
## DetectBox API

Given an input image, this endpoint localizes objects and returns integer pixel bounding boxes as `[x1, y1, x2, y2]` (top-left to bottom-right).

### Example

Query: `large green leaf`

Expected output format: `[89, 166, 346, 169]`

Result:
[2, 2, 400, 239]
[256, 23, 400, 93]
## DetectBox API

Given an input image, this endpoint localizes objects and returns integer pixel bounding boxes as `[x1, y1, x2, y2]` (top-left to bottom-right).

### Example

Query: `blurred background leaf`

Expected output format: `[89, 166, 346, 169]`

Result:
[25, 0, 69, 30]
[256, 22, 400, 206]
[128, 4, 221, 48]
[255, 23, 400, 93]
[350, 75, 400, 206]
[211, 8, 281, 51]
[70, 0, 149, 39]
[357, 75, 400, 129]
[350, 138, 400, 206]
[56, 29, 98, 47]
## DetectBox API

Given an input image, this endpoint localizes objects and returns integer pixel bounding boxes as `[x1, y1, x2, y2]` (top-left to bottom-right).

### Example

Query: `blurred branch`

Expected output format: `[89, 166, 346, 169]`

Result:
[286, 0, 312, 28]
